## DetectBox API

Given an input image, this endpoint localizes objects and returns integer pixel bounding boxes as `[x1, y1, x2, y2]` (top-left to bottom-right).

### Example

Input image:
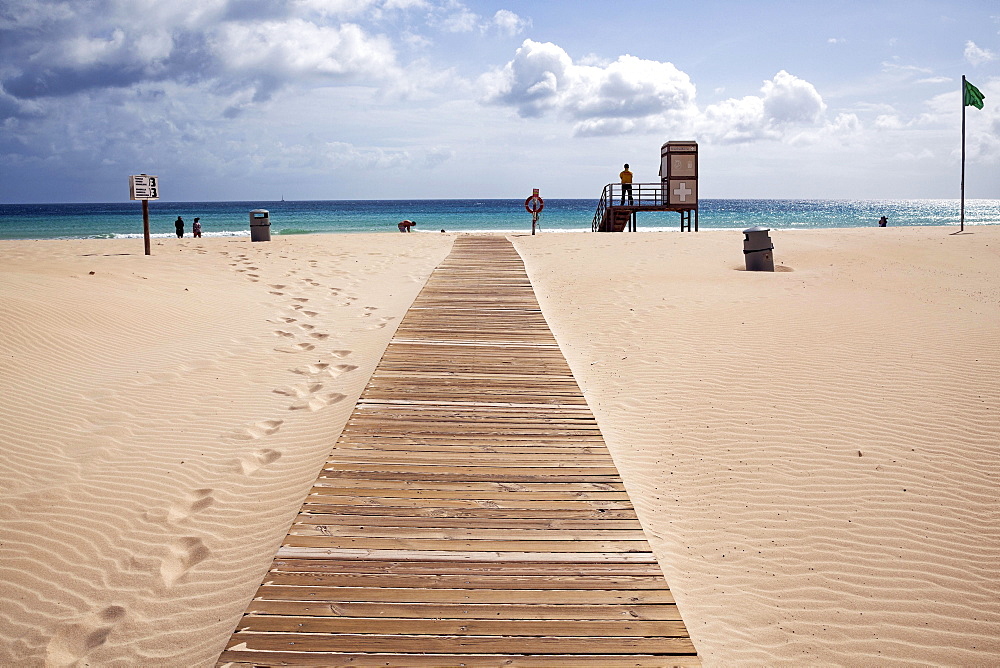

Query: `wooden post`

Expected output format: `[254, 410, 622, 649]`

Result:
[142, 198, 151, 255]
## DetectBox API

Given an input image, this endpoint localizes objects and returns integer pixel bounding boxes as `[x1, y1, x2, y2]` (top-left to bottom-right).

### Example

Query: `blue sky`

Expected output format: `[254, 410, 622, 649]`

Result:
[1, 0, 997, 203]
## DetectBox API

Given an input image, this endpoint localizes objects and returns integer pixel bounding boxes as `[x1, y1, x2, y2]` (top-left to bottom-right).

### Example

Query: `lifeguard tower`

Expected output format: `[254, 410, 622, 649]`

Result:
[593, 140, 699, 232]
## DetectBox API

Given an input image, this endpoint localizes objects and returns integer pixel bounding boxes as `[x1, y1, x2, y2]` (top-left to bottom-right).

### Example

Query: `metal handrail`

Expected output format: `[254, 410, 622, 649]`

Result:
[592, 183, 668, 231]
[591, 185, 610, 232]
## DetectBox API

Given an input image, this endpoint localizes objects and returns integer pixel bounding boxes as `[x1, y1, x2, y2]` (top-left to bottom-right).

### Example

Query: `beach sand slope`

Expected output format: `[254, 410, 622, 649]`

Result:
[515, 226, 1000, 666]
[0, 234, 452, 667]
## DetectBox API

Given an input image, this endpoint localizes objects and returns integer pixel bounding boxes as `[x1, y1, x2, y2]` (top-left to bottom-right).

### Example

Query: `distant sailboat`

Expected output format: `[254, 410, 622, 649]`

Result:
[281, 194, 285, 202]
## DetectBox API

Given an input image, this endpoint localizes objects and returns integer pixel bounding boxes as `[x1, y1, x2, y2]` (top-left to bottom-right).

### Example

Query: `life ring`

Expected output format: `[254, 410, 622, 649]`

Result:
[524, 195, 544, 213]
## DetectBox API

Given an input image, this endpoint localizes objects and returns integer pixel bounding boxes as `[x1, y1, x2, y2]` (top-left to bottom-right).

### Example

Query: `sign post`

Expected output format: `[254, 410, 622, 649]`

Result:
[129, 174, 159, 255]
[524, 188, 544, 236]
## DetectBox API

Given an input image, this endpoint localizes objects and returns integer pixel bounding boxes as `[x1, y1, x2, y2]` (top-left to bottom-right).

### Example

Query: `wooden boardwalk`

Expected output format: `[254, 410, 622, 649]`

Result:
[218, 236, 699, 667]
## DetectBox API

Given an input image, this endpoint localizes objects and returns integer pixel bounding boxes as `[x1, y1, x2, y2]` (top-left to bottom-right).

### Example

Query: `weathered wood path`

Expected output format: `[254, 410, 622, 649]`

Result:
[218, 236, 699, 667]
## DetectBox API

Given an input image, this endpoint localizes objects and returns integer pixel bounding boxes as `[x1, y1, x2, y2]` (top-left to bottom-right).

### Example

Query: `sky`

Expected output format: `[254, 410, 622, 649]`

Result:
[1, 0, 998, 203]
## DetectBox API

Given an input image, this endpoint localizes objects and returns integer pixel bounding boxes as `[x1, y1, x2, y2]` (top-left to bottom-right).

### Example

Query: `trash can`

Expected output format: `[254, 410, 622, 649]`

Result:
[250, 209, 270, 242]
[743, 226, 774, 271]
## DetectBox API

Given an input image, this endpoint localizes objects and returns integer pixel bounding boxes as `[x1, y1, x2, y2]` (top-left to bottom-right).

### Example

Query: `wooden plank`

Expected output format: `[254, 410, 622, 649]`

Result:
[227, 632, 696, 654]
[298, 496, 638, 510]
[303, 487, 632, 501]
[293, 505, 641, 520]
[274, 548, 658, 563]
[266, 559, 664, 576]
[245, 599, 684, 620]
[280, 536, 653, 552]
[251, 585, 675, 604]
[261, 573, 673, 590]
[236, 616, 690, 636]
[218, 652, 701, 667]
[290, 515, 643, 530]
[285, 526, 647, 540]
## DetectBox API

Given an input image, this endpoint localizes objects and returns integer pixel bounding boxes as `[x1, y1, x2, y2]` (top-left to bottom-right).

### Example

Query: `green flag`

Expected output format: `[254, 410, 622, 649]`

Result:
[964, 79, 985, 109]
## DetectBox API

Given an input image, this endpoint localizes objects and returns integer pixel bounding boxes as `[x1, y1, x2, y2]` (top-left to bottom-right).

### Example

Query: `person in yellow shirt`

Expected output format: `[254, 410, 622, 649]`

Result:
[619, 163, 633, 205]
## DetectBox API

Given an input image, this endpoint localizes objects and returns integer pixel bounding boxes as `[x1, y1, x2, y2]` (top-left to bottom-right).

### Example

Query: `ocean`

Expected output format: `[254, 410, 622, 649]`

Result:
[1, 199, 998, 240]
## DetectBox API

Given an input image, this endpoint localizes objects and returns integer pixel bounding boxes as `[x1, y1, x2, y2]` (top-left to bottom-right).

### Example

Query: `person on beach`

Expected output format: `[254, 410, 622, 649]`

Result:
[174, 216, 184, 238]
[398, 219, 415, 233]
[619, 164, 634, 206]
[878, 216, 888, 227]
[192, 217, 202, 238]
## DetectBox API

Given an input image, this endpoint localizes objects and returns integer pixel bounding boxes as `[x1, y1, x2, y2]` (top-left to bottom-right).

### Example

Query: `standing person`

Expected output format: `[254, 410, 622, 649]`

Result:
[192, 217, 202, 238]
[619, 164, 634, 205]
[174, 216, 184, 238]
[878, 216, 888, 227]
[397, 219, 415, 233]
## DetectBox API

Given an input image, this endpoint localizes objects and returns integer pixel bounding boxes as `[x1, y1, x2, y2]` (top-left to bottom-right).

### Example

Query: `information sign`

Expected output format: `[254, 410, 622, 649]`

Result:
[130, 174, 160, 200]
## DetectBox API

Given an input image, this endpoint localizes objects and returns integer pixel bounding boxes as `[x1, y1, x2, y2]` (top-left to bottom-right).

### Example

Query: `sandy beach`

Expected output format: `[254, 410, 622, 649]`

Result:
[1, 227, 998, 666]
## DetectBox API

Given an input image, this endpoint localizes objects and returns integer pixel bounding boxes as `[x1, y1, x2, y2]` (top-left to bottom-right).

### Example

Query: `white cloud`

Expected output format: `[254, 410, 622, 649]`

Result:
[481, 40, 696, 135]
[423, 2, 526, 35]
[212, 20, 399, 101]
[292, 0, 381, 18]
[491, 10, 530, 36]
[964, 41, 997, 66]
[698, 70, 827, 143]
[761, 70, 827, 124]
[430, 0, 480, 32]
[214, 20, 394, 78]
[875, 114, 904, 130]
[881, 61, 933, 76]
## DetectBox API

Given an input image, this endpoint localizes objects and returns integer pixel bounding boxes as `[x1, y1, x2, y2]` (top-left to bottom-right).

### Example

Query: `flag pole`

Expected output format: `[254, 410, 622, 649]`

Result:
[961, 75, 966, 232]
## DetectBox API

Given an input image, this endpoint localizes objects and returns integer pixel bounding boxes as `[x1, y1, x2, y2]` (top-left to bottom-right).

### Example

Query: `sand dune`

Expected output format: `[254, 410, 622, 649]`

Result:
[514, 226, 1000, 665]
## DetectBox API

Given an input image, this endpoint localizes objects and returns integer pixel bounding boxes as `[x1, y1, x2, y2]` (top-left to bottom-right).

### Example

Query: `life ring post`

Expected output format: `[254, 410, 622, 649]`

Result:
[524, 188, 544, 235]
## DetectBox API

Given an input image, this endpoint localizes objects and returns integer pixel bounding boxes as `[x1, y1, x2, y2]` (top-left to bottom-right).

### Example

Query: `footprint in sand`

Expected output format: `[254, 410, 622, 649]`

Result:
[301, 310, 319, 317]
[237, 448, 282, 475]
[160, 537, 210, 586]
[273, 330, 295, 338]
[366, 316, 395, 330]
[291, 297, 309, 303]
[274, 342, 315, 353]
[269, 291, 284, 296]
[273, 382, 323, 398]
[330, 364, 358, 377]
[307, 332, 330, 340]
[45, 605, 127, 668]
[166, 488, 215, 523]
[298, 323, 315, 331]
[291, 362, 330, 376]
[269, 284, 287, 290]
[331, 350, 352, 359]
[288, 392, 346, 412]
[225, 419, 283, 441]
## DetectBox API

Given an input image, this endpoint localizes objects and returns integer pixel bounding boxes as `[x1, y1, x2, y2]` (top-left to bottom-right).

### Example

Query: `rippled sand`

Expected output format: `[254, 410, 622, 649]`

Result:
[0, 234, 451, 666]
[2, 227, 998, 666]
[515, 226, 1000, 666]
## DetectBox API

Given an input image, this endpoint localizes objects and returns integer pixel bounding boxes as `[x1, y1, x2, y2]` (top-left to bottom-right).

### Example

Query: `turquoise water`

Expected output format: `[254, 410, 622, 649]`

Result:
[1, 199, 997, 240]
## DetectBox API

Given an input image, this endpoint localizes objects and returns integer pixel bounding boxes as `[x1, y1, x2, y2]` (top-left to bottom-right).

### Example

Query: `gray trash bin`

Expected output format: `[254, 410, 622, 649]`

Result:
[743, 226, 774, 271]
[250, 209, 271, 242]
